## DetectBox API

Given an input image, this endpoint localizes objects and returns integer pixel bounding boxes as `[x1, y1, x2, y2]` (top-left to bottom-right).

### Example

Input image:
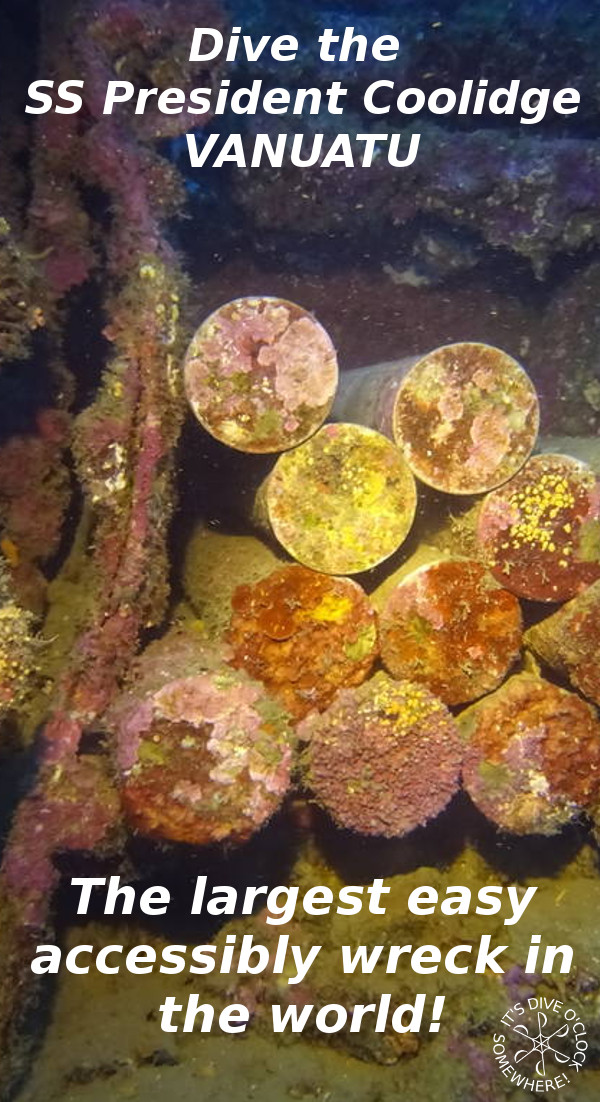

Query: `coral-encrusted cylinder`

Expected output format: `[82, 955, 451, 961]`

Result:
[228, 564, 378, 720]
[300, 672, 461, 837]
[525, 579, 600, 706]
[477, 453, 600, 602]
[460, 673, 600, 836]
[184, 296, 338, 453]
[379, 560, 522, 705]
[111, 630, 293, 846]
[264, 423, 417, 575]
[392, 342, 539, 494]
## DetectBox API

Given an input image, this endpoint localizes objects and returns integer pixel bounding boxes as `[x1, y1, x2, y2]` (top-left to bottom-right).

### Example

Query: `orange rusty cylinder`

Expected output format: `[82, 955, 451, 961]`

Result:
[460, 673, 600, 836]
[476, 453, 600, 602]
[300, 672, 462, 838]
[378, 559, 522, 706]
[228, 564, 378, 720]
[263, 422, 417, 575]
[183, 296, 338, 453]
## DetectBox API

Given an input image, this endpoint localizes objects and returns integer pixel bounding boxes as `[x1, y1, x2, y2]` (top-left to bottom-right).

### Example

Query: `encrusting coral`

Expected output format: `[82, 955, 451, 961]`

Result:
[476, 453, 600, 601]
[0, 0, 225, 1090]
[0, 563, 37, 718]
[264, 422, 417, 575]
[3, 2, 600, 1093]
[378, 559, 522, 706]
[184, 296, 338, 453]
[0, 211, 70, 615]
[0, 217, 46, 364]
[109, 627, 293, 846]
[228, 564, 378, 719]
[524, 579, 600, 706]
[392, 342, 539, 495]
[183, 526, 285, 639]
[0, 408, 72, 614]
[460, 672, 600, 836]
[300, 671, 462, 838]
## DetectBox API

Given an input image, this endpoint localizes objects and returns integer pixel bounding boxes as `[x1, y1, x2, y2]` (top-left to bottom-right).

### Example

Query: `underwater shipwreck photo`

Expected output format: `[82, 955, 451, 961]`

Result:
[2, 0, 600, 1099]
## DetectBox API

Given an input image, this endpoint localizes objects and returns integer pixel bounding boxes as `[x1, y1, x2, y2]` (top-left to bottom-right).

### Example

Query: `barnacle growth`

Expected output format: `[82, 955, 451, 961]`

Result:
[460, 673, 600, 836]
[228, 564, 378, 720]
[392, 342, 539, 494]
[379, 559, 522, 706]
[184, 296, 338, 453]
[476, 453, 600, 601]
[264, 423, 417, 575]
[300, 672, 461, 838]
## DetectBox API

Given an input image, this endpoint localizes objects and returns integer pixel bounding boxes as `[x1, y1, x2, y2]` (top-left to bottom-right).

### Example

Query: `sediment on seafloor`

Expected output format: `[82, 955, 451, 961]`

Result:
[182, 525, 285, 639]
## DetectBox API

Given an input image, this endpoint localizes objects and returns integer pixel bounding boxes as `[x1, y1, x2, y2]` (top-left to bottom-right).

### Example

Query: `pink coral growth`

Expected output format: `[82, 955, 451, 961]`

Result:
[0, 413, 71, 583]
[2, 757, 120, 928]
[465, 406, 512, 476]
[115, 664, 293, 846]
[477, 493, 520, 542]
[301, 672, 461, 838]
[264, 316, 339, 411]
[437, 386, 464, 423]
[185, 296, 338, 453]
[78, 0, 226, 140]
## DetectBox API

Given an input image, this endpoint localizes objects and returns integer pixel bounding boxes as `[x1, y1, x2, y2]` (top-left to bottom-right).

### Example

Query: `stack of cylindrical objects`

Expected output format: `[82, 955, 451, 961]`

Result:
[181, 302, 600, 843]
[184, 297, 420, 575]
[333, 341, 540, 494]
